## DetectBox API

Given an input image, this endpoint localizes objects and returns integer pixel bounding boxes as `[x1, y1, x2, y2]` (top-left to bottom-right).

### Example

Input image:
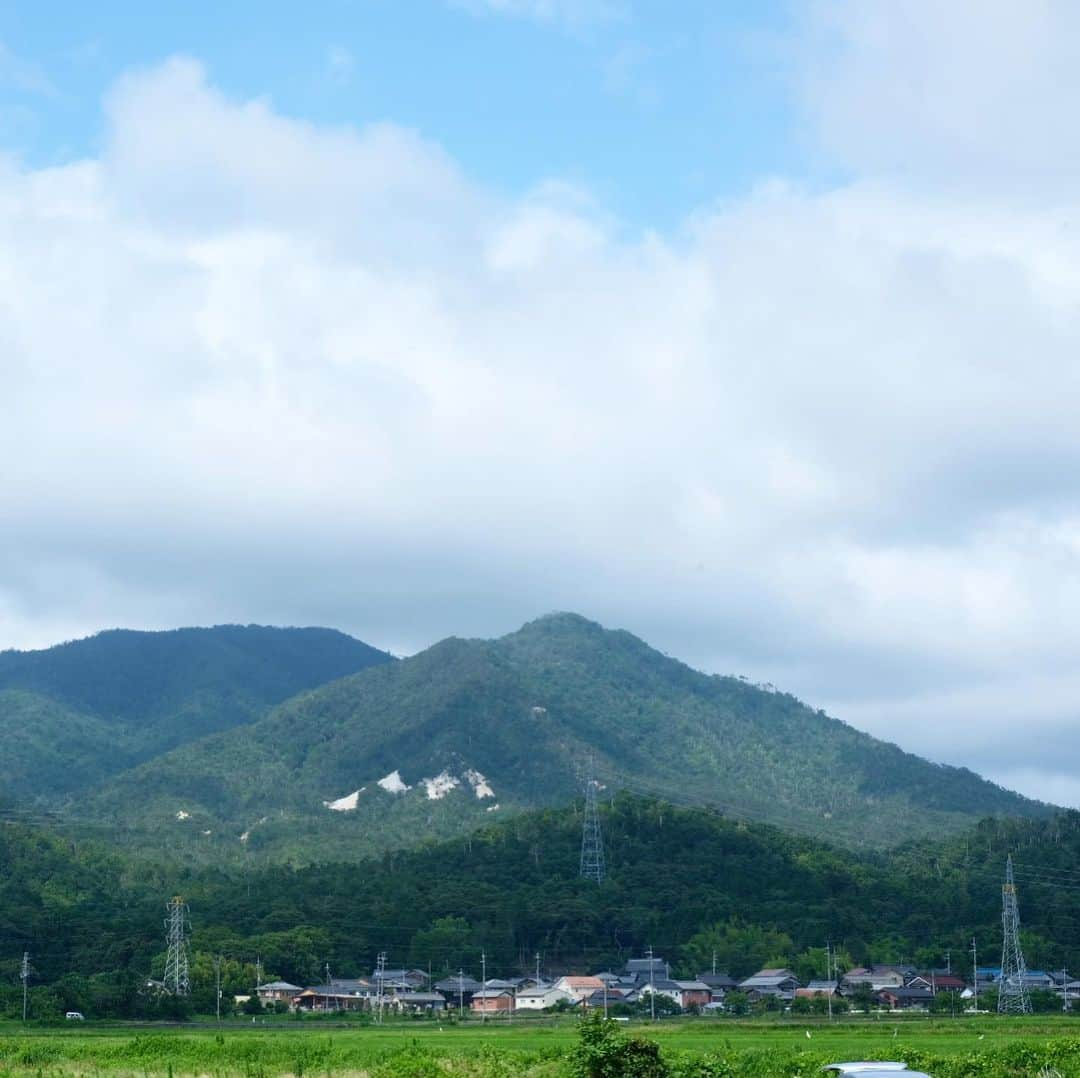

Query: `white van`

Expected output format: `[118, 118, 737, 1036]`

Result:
[65, 1011, 85, 1020]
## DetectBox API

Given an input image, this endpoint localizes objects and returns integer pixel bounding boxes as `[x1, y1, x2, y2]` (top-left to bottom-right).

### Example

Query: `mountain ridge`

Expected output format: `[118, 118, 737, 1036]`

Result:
[0, 624, 394, 800]
[70, 612, 1048, 861]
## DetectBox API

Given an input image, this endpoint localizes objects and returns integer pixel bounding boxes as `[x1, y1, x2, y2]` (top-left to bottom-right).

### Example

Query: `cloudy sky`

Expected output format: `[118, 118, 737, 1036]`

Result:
[3, 1, 1080, 803]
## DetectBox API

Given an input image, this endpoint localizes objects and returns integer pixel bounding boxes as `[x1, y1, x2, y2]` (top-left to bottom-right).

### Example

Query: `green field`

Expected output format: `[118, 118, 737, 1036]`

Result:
[2, 1016, 1080, 1077]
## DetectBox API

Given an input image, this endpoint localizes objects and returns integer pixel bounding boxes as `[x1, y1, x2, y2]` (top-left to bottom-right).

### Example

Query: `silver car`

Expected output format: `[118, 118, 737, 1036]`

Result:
[823, 1065, 931, 1077]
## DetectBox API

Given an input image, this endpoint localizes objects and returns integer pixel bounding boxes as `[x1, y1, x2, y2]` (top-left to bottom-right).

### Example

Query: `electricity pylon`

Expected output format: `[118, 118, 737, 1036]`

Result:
[164, 896, 191, 996]
[579, 757, 605, 883]
[998, 856, 1032, 1014]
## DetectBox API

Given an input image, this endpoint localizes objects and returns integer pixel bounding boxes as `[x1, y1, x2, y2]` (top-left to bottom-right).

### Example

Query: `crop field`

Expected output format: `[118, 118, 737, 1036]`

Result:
[1, 1016, 1080, 1076]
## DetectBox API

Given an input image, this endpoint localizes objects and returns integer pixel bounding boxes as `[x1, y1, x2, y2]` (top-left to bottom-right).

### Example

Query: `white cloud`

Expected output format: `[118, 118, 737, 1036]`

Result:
[4, 13, 1080, 799]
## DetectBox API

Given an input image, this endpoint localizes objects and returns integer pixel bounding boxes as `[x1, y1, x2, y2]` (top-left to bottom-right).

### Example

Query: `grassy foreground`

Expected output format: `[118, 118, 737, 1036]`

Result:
[2, 1015, 1080, 1076]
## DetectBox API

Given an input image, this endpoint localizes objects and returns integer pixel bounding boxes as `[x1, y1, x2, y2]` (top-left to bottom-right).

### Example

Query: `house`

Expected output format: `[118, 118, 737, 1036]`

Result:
[582, 987, 630, 1009]
[293, 987, 366, 1012]
[738, 969, 800, 1001]
[639, 979, 710, 1010]
[624, 957, 670, 982]
[394, 992, 445, 1012]
[907, 973, 966, 994]
[696, 973, 737, 1001]
[673, 980, 712, 1009]
[373, 968, 428, 989]
[515, 985, 573, 1011]
[555, 975, 606, 1002]
[842, 965, 911, 991]
[471, 988, 515, 1014]
[795, 980, 839, 999]
[877, 986, 934, 1010]
[434, 974, 483, 1008]
[255, 980, 302, 1005]
[483, 979, 518, 991]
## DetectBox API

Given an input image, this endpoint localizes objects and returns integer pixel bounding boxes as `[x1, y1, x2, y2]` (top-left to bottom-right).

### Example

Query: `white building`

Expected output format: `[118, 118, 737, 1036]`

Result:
[515, 985, 573, 1011]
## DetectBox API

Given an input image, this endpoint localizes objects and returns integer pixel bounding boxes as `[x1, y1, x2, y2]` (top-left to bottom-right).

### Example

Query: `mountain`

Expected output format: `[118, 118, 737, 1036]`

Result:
[0, 624, 394, 800]
[74, 613, 1047, 861]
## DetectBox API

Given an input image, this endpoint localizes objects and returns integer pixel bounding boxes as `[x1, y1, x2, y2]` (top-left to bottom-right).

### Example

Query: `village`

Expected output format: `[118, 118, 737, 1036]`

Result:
[245, 960, 1075, 1018]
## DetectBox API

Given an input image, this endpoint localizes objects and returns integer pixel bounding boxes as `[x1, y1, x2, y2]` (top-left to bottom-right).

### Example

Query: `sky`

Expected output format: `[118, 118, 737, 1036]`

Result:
[3, 1, 1080, 804]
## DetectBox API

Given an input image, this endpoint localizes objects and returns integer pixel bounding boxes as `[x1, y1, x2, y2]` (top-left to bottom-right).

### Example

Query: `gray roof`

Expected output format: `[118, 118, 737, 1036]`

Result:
[472, 989, 513, 1000]
[674, 980, 711, 991]
[740, 974, 799, 988]
[434, 975, 482, 992]
[256, 981, 301, 992]
[397, 992, 445, 1003]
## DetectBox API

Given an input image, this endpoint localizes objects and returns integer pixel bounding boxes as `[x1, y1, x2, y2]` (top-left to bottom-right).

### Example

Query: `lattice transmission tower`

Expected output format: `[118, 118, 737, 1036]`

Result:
[164, 896, 191, 996]
[579, 757, 605, 883]
[998, 855, 1032, 1014]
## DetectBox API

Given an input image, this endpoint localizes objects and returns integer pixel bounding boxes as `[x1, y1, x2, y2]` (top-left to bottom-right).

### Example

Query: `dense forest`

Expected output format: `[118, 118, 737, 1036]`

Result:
[0, 625, 393, 801]
[3, 796, 1080, 1020]
[67, 614, 1048, 864]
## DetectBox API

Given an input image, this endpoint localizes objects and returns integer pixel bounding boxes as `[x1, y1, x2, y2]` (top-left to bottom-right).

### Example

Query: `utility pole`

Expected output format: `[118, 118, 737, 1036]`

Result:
[712, 950, 717, 976]
[535, 952, 541, 984]
[458, 969, 464, 1020]
[825, 942, 833, 1020]
[603, 975, 609, 1020]
[481, 951, 487, 1023]
[325, 962, 335, 1012]
[647, 946, 656, 1021]
[214, 955, 223, 1022]
[998, 856, 1032, 1014]
[945, 950, 951, 976]
[579, 756, 606, 883]
[1063, 967, 1069, 1013]
[20, 951, 29, 1022]
[255, 956, 263, 992]
[164, 897, 191, 996]
[971, 937, 978, 1012]
[376, 952, 386, 1024]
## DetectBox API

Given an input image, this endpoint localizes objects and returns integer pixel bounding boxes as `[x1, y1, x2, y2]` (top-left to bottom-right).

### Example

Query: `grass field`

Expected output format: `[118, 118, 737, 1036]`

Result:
[2, 1014, 1080, 1076]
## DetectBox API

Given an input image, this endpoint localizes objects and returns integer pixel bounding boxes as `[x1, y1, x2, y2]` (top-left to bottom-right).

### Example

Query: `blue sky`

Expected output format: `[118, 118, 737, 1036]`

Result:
[1, 1, 807, 228]
[7, 2, 1080, 806]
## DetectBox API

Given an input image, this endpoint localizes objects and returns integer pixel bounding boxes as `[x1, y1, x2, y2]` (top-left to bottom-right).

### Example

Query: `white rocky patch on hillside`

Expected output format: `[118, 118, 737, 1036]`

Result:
[175, 810, 190, 820]
[486, 803, 500, 812]
[422, 771, 460, 800]
[323, 788, 365, 811]
[463, 769, 495, 799]
[377, 769, 410, 794]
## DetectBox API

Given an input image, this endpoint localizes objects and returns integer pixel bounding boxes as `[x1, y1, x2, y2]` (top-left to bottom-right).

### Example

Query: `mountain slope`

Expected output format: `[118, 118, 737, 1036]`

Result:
[0, 624, 394, 800]
[77, 613, 1047, 860]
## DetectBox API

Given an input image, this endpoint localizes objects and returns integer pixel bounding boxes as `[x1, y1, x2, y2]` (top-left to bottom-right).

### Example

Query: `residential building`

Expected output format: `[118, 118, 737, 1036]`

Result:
[555, 975, 606, 1002]
[471, 989, 515, 1014]
[877, 986, 934, 1010]
[434, 974, 483, 1008]
[738, 969, 800, 1001]
[394, 992, 445, 1012]
[255, 980, 302, 1005]
[514, 985, 573, 1011]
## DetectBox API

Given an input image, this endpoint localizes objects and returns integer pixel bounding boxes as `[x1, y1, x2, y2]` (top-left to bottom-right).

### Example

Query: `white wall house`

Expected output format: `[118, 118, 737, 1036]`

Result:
[515, 986, 573, 1011]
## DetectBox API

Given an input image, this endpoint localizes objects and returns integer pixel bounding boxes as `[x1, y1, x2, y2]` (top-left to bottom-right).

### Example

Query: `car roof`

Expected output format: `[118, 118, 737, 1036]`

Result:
[822, 1066, 911, 1074]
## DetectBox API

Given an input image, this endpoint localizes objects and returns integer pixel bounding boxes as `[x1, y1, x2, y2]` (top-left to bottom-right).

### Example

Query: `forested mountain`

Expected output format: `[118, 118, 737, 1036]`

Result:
[76, 613, 1046, 862]
[0, 625, 393, 800]
[3, 797, 1079, 1019]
